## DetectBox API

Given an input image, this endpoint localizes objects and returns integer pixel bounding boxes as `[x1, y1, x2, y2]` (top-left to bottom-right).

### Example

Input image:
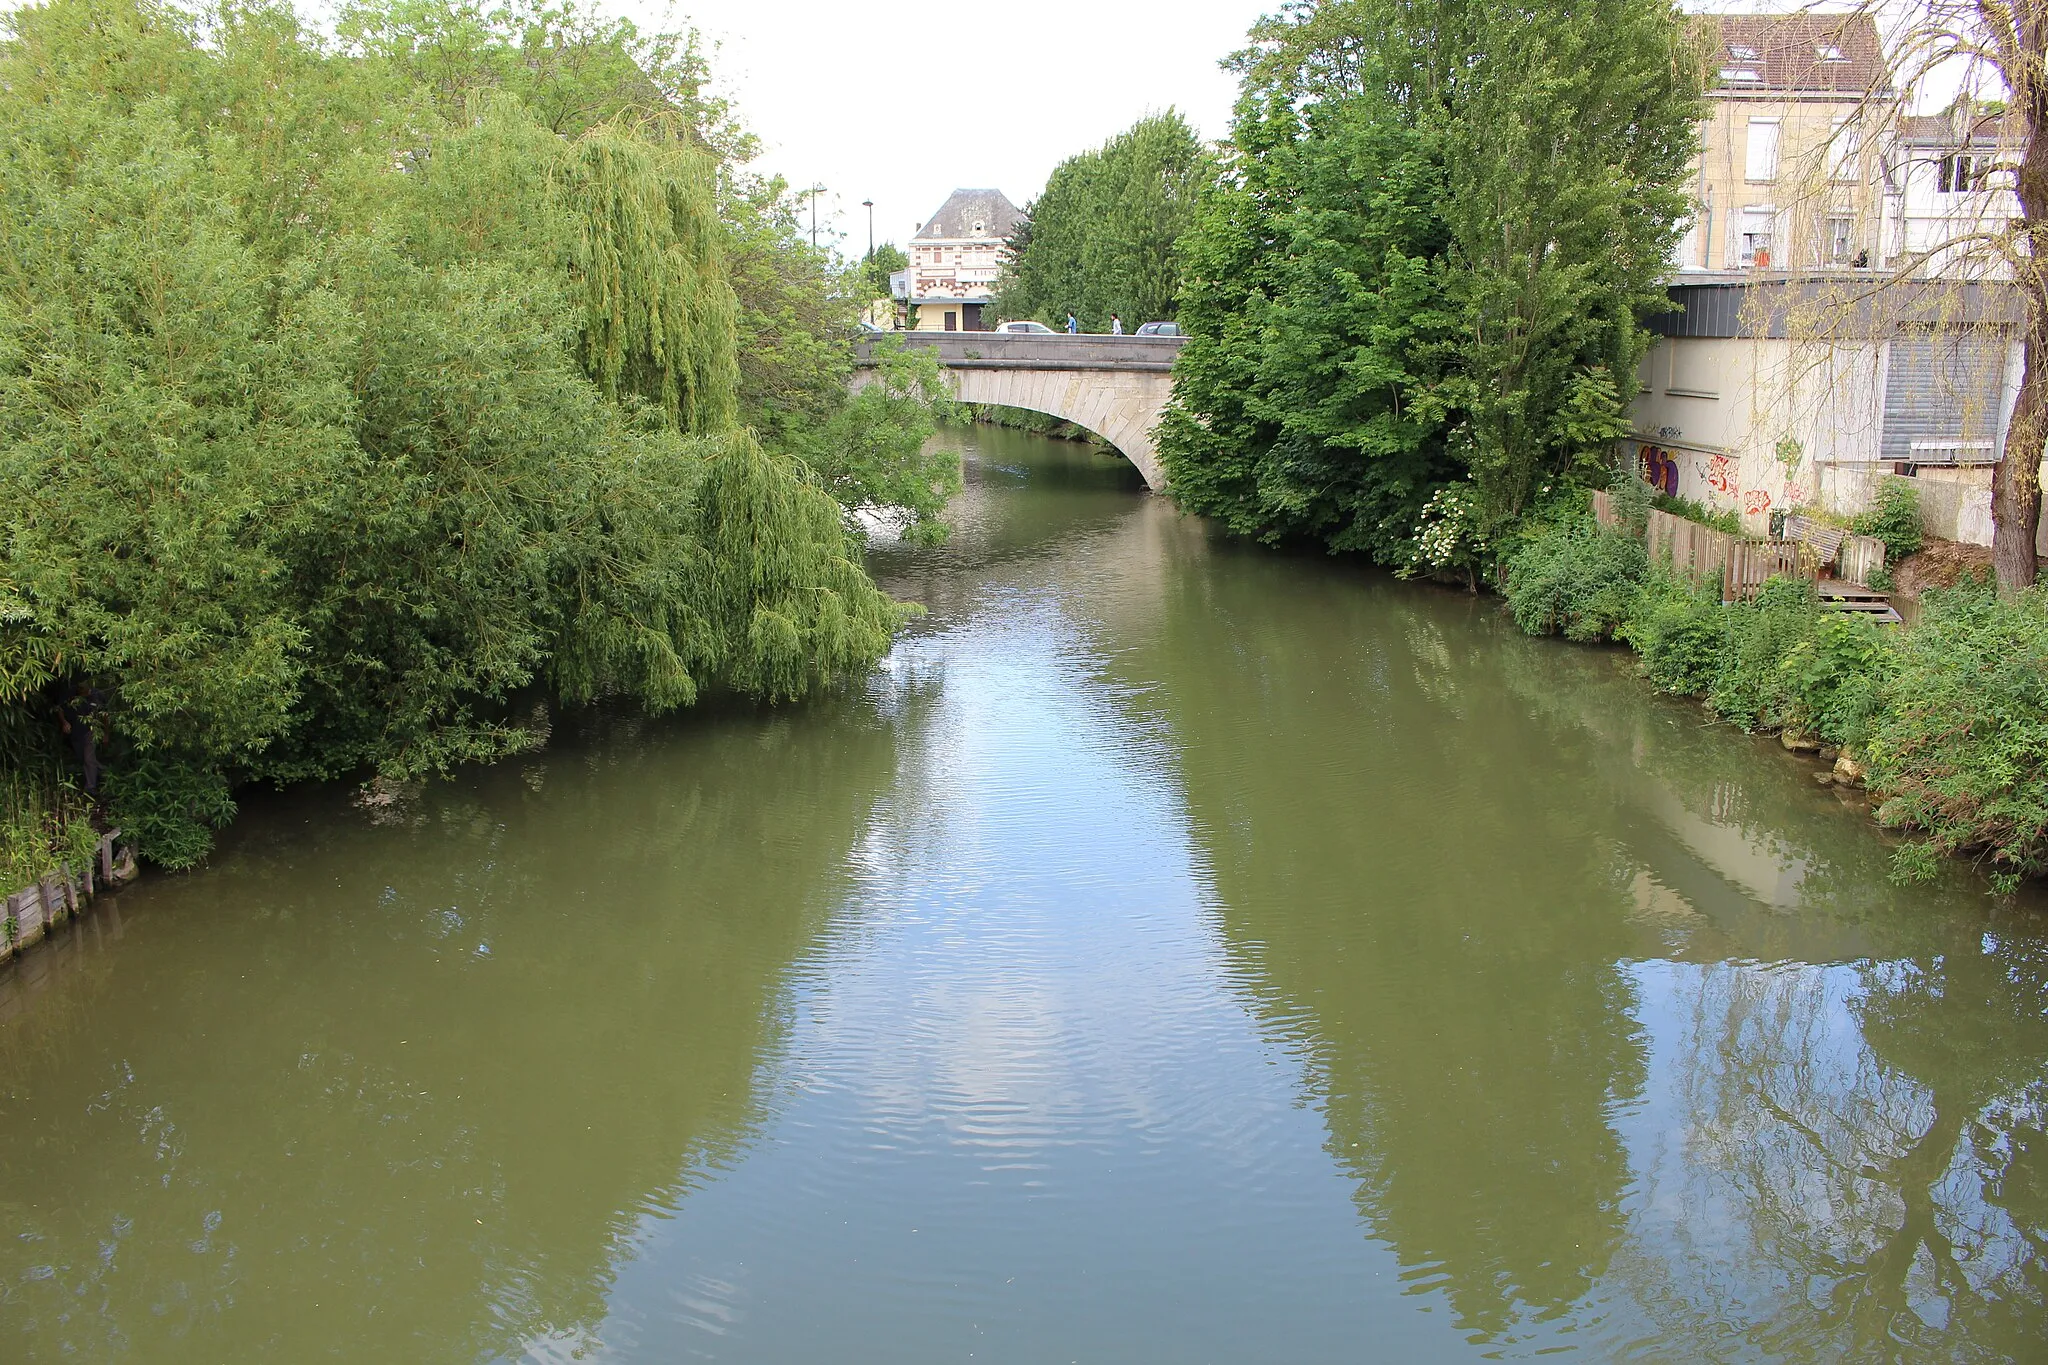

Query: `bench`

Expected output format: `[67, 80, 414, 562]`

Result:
[1782, 514, 1849, 571]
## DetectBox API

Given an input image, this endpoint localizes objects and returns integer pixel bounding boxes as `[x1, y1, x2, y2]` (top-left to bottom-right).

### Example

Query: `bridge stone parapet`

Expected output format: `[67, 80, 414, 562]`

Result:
[852, 333, 1186, 490]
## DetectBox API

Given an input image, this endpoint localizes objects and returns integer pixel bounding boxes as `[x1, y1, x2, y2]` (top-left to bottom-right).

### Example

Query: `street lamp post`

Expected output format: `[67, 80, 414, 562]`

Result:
[862, 199, 874, 263]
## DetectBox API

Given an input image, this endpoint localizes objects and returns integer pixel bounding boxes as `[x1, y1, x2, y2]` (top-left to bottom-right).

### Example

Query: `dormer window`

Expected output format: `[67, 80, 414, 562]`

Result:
[1817, 43, 1846, 61]
[1720, 68, 1762, 83]
[972, 220, 986, 235]
[1729, 43, 1759, 60]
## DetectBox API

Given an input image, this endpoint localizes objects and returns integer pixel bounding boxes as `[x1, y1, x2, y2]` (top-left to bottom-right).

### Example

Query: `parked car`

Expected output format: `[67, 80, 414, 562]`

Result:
[1134, 320, 1181, 336]
[857, 320, 885, 333]
[995, 320, 1058, 334]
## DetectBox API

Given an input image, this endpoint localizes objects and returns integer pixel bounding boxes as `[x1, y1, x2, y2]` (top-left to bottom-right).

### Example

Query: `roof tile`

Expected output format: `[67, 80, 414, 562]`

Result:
[1707, 13, 1886, 94]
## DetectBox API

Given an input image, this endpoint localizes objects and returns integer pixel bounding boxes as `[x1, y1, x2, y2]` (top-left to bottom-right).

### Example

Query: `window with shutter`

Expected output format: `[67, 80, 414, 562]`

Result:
[1737, 207, 1776, 266]
[1830, 118, 1858, 182]
[1745, 120, 1780, 182]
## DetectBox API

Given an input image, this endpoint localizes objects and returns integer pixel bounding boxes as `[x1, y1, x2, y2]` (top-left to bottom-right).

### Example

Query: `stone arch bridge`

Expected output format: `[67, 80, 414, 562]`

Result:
[852, 332, 1185, 490]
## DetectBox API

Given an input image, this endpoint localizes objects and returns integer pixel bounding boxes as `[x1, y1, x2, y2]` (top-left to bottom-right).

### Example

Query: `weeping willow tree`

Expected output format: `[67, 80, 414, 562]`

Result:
[0, 0, 925, 873]
[549, 118, 910, 703]
[562, 119, 739, 432]
[694, 431, 911, 700]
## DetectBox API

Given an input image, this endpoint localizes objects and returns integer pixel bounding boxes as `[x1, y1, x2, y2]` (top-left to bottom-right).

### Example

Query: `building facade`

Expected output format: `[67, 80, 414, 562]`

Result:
[1677, 14, 1888, 274]
[896, 188, 1023, 332]
[1627, 278, 2032, 543]
[1634, 14, 2042, 545]
[1883, 103, 2022, 276]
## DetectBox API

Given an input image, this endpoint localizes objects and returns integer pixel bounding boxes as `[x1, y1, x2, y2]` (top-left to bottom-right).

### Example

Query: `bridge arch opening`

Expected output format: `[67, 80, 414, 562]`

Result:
[961, 406, 1152, 490]
[851, 333, 1183, 492]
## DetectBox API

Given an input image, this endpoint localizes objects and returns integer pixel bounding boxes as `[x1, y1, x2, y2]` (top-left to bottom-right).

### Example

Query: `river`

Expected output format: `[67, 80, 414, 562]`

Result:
[3, 425, 2045, 1362]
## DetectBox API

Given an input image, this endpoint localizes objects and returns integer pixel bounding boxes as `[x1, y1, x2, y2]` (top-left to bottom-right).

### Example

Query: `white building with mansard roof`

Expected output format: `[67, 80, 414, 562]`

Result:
[896, 188, 1022, 332]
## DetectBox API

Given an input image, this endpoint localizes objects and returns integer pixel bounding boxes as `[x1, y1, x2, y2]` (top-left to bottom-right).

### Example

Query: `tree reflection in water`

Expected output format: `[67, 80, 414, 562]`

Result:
[1124, 531, 2048, 1360]
[1502, 627, 2048, 1359]
[0, 689, 914, 1364]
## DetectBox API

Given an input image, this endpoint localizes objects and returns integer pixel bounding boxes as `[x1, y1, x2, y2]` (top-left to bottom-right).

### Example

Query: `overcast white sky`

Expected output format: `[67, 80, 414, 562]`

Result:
[641, 0, 1270, 257]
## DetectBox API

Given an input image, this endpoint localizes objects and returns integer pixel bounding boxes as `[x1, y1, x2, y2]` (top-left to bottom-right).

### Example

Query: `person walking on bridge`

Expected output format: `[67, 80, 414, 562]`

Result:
[1109, 313, 1123, 336]
[1066, 313, 1077, 334]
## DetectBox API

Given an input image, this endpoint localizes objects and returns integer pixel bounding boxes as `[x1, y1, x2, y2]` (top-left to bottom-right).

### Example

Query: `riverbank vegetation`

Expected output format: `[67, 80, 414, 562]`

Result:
[1504, 483, 2048, 892]
[0, 0, 950, 875]
[994, 111, 1212, 333]
[1158, 0, 1703, 562]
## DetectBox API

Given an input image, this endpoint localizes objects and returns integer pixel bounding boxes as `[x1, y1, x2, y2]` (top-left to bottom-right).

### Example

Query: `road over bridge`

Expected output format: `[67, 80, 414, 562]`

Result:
[853, 332, 1186, 490]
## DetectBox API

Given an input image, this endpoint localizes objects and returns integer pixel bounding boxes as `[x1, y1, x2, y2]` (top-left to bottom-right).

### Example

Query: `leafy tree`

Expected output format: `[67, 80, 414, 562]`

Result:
[0, 0, 933, 869]
[995, 110, 1212, 331]
[788, 342, 960, 544]
[336, 0, 754, 154]
[858, 242, 907, 301]
[1160, 0, 1703, 561]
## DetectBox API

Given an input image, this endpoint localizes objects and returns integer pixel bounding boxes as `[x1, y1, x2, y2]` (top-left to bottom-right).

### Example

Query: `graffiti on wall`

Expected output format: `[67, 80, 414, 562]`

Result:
[1636, 445, 1681, 496]
[1703, 454, 1738, 498]
[1631, 441, 1790, 522]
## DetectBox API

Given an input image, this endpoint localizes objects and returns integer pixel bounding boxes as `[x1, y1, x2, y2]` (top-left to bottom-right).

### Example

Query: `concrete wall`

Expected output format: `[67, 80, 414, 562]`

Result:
[1823, 463, 2048, 554]
[1628, 329, 2040, 544]
[1629, 335, 1885, 532]
[863, 332, 1183, 368]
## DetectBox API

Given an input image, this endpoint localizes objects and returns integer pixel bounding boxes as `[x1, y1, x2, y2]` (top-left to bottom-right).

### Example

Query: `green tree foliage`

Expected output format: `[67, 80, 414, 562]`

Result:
[788, 343, 961, 545]
[1160, 0, 1703, 560]
[1850, 476, 1924, 565]
[859, 243, 908, 301]
[336, 0, 755, 154]
[995, 110, 1212, 331]
[720, 181, 957, 542]
[562, 122, 739, 432]
[1867, 584, 2048, 890]
[0, 0, 929, 871]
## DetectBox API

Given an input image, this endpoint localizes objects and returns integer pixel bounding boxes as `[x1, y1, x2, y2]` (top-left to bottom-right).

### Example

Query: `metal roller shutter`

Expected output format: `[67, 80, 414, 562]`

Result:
[1881, 329, 2009, 464]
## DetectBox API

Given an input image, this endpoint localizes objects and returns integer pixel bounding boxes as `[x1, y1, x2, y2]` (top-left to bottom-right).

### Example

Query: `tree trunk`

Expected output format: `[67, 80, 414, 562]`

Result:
[1992, 330, 2043, 593]
[1995, 1, 2048, 593]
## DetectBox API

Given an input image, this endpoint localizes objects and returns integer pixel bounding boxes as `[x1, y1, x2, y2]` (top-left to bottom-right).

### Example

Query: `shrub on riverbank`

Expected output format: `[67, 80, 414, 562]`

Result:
[1865, 584, 2048, 891]
[1505, 510, 2048, 887]
[1851, 477, 1925, 564]
[1502, 521, 1645, 641]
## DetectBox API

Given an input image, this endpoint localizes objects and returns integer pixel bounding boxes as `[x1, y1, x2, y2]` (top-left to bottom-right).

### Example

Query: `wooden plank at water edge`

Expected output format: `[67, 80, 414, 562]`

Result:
[42, 875, 70, 926]
[15, 884, 45, 946]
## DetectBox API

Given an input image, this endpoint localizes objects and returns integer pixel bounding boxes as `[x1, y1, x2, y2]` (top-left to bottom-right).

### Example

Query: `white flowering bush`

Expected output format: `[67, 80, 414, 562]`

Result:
[1400, 483, 1489, 581]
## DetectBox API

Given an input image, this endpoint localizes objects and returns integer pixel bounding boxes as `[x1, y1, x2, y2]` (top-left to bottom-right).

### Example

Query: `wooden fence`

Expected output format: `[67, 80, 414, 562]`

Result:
[1836, 534, 1889, 585]
[1590, 491, 1887, 599]
[2, 830, 126, 966]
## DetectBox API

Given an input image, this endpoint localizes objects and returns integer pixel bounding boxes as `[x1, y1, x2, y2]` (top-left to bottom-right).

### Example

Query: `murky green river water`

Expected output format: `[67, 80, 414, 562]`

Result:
[4, 427, 2046, 1362]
